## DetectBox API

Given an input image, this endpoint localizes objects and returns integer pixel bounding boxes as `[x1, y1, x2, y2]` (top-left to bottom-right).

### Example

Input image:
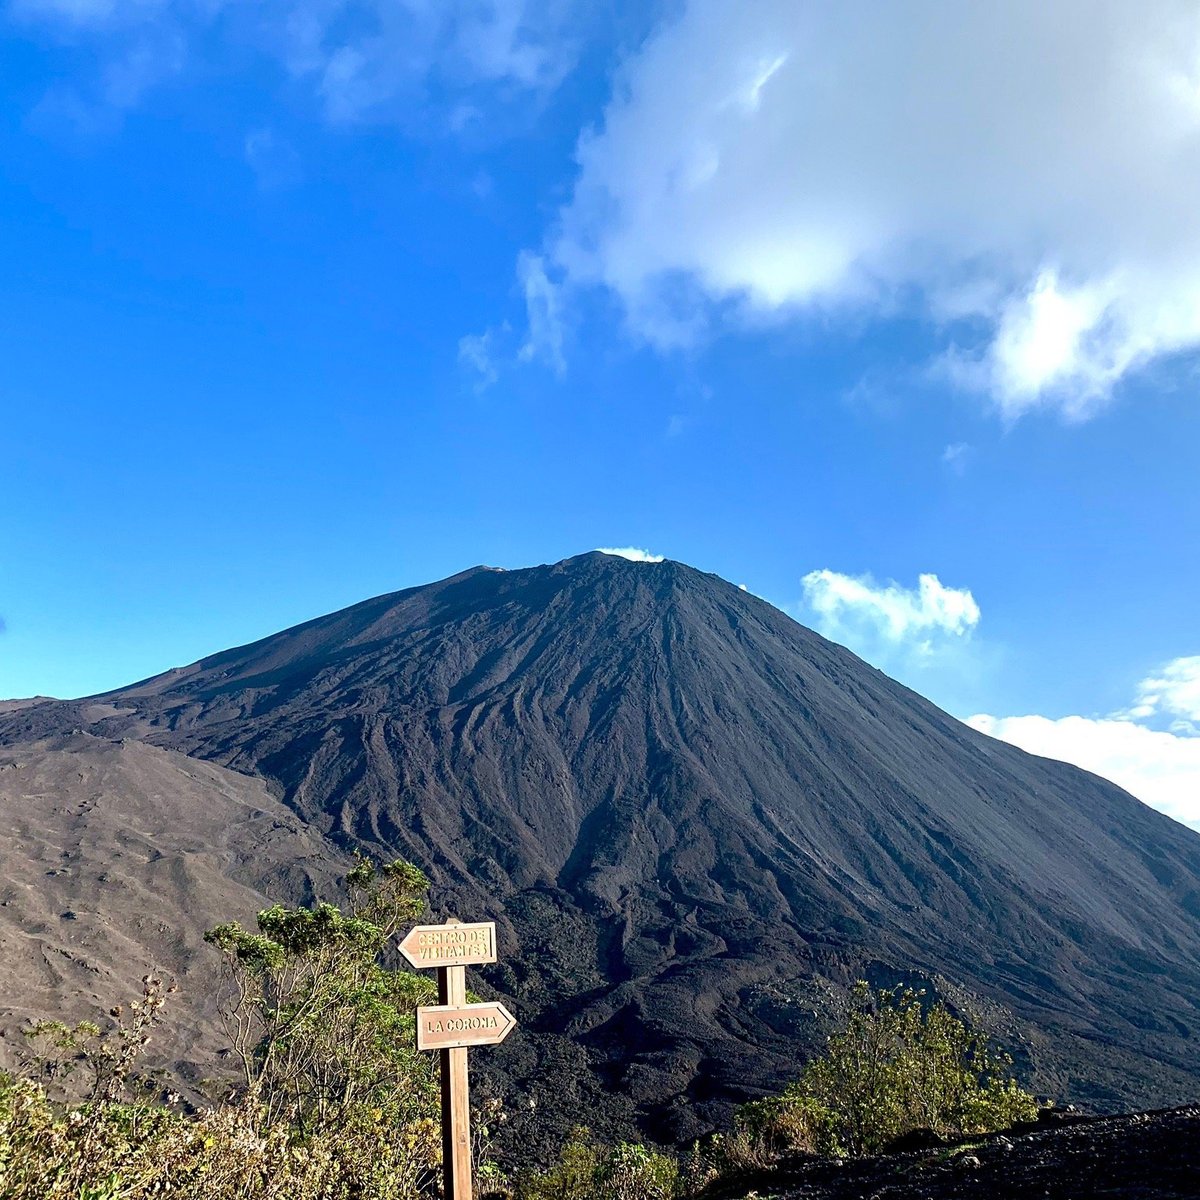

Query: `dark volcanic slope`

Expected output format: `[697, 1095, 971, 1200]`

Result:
[4, 553, 1200, 1143]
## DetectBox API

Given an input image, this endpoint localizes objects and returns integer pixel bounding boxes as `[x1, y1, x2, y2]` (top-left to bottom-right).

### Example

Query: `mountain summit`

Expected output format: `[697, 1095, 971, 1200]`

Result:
[4, 552, 1200, 1142]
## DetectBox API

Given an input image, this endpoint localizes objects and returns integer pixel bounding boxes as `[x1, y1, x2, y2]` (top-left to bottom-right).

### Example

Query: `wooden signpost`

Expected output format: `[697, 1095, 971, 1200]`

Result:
[400, 918, 516, 1200]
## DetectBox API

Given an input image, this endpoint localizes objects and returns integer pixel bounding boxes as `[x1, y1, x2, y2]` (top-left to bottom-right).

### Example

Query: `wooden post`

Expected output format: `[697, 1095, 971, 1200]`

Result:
[402, 915, 514, 1200]
[438, 928, 473, 1200]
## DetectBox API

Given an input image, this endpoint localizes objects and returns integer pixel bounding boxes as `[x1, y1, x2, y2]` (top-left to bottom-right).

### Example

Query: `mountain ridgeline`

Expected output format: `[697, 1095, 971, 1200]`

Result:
[3, 552, 1200, 1144]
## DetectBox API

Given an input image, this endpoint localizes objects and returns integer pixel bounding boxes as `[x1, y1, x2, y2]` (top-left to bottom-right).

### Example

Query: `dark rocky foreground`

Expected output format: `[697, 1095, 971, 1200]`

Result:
[705, 1107, 1200, 1200]
[4, 553, 1200, 1148]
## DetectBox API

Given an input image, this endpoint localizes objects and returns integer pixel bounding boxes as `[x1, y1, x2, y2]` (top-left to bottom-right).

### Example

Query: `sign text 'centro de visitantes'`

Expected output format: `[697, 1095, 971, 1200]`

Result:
[398, 920, 497, 969]
[416, 1001, 517, 1051]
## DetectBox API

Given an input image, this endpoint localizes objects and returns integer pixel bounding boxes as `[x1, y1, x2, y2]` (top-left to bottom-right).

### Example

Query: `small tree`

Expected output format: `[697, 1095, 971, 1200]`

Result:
[203, 856, 439, 1135]
[798, 981, 1039, 1155]
[22, 974, 177, 1105]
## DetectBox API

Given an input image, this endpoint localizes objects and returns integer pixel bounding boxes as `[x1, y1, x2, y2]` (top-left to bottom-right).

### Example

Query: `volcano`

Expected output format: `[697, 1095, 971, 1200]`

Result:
[3, 552, 1200, 1145]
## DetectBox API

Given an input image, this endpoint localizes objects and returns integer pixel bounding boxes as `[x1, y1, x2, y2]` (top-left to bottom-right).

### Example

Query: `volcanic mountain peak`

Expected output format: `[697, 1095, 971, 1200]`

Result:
[111, 552, 689, 692]
[3, 551, 1200, 1144]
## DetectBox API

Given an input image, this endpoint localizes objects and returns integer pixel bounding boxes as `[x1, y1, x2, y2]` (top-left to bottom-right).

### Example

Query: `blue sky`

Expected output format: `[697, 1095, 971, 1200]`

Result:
[2, 1, 1199, 825]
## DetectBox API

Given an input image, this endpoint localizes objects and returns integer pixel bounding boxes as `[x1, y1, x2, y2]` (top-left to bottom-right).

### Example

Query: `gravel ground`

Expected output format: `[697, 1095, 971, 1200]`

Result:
[702, 1107, 1200, 1200]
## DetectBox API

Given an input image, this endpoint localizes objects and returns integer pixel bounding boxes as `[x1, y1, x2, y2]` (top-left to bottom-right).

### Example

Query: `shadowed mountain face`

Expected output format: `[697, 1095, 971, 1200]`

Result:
[4, 552, 1200, 1144]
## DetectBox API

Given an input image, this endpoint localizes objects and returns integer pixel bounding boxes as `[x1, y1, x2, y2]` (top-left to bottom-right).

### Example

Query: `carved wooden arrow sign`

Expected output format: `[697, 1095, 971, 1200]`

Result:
[398, 920, 497, 969]
[401, 916, 516, 1200]
[415, 1001, 517, 1051]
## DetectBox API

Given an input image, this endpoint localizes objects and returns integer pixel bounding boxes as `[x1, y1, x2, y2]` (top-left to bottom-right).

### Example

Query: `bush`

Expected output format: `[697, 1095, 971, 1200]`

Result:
[0, 1072, 441, 1200]
[0, 857, 443, 1200]
[728, 1085, 840, 1161]
[762, 981, 1040, 1157]
[515, 1128, 681, 1200]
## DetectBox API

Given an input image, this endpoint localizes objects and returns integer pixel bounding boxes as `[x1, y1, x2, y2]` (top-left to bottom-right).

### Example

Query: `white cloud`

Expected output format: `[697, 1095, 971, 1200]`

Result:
[971, 656, 1200, 829]
[968, 713, 1200, 831]
[596, 547, 665, 563]
[801, 569, 980, 647]
[548, 0, 1200, 417]
[797, 568, 987, 717]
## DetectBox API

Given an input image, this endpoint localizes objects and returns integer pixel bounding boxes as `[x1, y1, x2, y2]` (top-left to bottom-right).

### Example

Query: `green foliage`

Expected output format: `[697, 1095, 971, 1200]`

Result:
[0, 1071, 441, 1200]
[0, 857, 443, 1200]
[771, 981, 1039, 1157]
[515, 1128, 681, 1200]
[512, 1127, 603, 1199]
[597, 1141, 681, 1200]
[201, 855, 437, 1133]
[731, 1084, 841, 1159]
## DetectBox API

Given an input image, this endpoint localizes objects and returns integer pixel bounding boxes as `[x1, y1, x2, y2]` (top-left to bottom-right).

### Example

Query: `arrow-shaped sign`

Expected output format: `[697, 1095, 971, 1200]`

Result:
[416, 1001, 517, 1051]
[400, 916, 515, 1200]
[398, 921, 497, 969]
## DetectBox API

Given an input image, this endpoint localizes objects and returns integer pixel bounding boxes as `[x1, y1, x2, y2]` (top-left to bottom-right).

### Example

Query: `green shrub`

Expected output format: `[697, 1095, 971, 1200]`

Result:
[730, 1085, 841, 1161]
[203, 854, 438, 1133]
[0, 857, 443, 1200]
[0, 1071, 442, 1200]
[789, 981, 1039, 1156]
[515, 1128, 681, 1200]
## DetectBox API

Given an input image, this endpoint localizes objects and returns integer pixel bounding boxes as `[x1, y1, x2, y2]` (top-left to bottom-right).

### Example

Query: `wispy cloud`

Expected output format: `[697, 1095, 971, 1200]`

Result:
[458, 252, 567, 388]
[1128, 655, 1200, 730]
[244, 127, 299, 185]
[941, 442, 971, 474]
[515, 251, 566, 375]
[11, 0, 156, 26]
[11, 0, 582, 127]
[596, 546, 664, 563]
[458, 327, 504, 391]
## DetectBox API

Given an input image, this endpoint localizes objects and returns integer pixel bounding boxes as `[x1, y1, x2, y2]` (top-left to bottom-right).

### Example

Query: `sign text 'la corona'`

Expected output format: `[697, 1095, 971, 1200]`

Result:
[416, 1001, 516, 1051]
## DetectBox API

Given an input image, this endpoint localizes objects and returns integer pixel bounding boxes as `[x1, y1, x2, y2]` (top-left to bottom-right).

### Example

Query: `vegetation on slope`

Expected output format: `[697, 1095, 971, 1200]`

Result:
[0, 858, 1039, 1199]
